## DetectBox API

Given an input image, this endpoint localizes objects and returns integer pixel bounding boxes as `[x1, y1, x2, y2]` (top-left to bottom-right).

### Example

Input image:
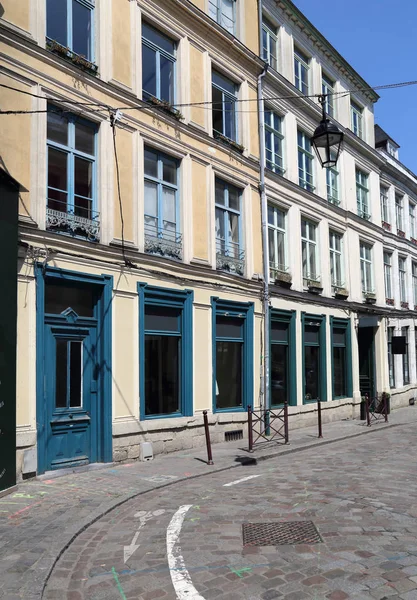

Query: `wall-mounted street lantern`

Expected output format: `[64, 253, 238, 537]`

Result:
[311, 95, 344, 168]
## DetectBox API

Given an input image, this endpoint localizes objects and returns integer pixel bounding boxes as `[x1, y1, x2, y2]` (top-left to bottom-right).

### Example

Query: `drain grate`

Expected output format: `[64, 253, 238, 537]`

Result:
[225, 429, 243, 442]
[242, 521, 322, 546]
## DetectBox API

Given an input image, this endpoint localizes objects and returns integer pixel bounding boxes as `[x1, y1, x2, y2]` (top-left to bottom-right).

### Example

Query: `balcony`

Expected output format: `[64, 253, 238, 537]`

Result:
[144, 225, 182, 260]
[216, 240, 245, 275]
[46, 199, 100, 241]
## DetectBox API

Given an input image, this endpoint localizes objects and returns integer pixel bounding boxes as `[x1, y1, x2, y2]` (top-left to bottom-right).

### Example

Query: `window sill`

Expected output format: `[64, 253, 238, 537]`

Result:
[386, 298, 395, 306]
[46, 39, 98, 75]
[358, 211, 371, 221]
[213, 131, 244, 153]
[214, 406, 245, 414]
[328, 198, 341, 207]
[333, 287, 349, 299]
[382, 221, 391, 231]
[144, 96, 184, 121]
[401, 301, 409, 309]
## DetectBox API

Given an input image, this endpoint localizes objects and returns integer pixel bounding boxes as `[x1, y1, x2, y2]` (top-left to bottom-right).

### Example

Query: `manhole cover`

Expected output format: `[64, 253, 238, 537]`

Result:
[242, 521, 322, 546]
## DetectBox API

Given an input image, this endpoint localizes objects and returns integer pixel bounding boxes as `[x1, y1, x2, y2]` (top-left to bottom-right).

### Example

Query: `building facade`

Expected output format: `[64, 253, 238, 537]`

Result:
[0, 0, 415, 478]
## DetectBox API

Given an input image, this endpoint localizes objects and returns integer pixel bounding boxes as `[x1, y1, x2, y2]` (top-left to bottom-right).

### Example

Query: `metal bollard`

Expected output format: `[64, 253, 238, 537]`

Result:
[248, 405, 253, 452]
[365, 394, 371, 427]
[383, 394, 388, 423]
[203, 411, 213, 465]
[317, 399, 323, 438]
[284, 400, 289, 444]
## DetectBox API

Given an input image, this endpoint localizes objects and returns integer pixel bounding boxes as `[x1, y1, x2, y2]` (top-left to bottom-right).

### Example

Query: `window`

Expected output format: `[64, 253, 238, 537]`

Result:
[387, 327, 395, 388]
[262, 18, 278, 69]
[209, 0, 236, 34]
[46, 0, 94, 61]
[215, 178, 244, 274]
[402, 326, 410, 385]
[268, 205, 286, 276]
[270, 310, 296, 407]
[380, 186, 389, 224]
[331, 318, 352, 399]
[302, 314, 326, 402]
[322, 74, 335, 117]
[212, 70, 237, 142]
[410, 203, 416, 239]
[138, 284, 193, 419]
[360, 243, 373, 293]
[395, 194, 404, 232]
[212, 299, 253, 411]
[326, 162, 339, 205]
[412, 262, 417, 307]
[356, 169, 370, 219]
[329, 230, 343, 288]
[301, 219, 318, 283]
[350, 100, 363, 138]
[298, 130, 314, 192]
[294, 48, 309, 95]
[383, 252, 392, 300]
[387, 141, 398, 159]
[399, 256, 407, 303]
[265, 110, 284, 175]
[46, 106, 98, 240]
[144, 147, 181, 259]
[142, 23, 176, 104]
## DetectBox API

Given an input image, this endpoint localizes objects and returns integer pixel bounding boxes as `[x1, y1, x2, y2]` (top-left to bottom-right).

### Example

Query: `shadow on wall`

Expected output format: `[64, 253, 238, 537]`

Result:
[0, 5, 4, 18]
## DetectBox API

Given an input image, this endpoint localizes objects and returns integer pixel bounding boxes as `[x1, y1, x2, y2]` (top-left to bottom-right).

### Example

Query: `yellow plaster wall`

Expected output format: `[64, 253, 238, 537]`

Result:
[244, 0, 259, 55]
[189, 44, 206, 129]
[113, 293, 137, 418]
[0, 77, 32, 218]
[193, 306, 212, 411]
[251, 187, 263, 274]
[248, 85, 259, 159]
[16, 274, 35, 427]
[188, 0, 205, 10]
[112, 0, 132, 88]
[113, 128, 134, 242]
[191, 160, 209, 261]
[1, 0, 30, 32]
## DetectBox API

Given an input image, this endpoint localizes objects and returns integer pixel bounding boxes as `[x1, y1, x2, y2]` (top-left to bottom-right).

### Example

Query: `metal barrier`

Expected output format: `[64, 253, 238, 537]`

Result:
[317, 399, 323, 438]
[364, 394, 388, 427]
[203, 410, 214, 465]
[248, 402, 289, 451]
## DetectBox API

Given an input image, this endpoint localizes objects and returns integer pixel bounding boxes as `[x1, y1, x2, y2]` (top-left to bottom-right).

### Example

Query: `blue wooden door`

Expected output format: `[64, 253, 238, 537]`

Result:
[45, 324, 97, 470]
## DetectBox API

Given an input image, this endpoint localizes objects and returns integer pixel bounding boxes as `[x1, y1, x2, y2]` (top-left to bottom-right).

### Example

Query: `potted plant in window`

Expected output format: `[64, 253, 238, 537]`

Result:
[146, 96, 183, 121]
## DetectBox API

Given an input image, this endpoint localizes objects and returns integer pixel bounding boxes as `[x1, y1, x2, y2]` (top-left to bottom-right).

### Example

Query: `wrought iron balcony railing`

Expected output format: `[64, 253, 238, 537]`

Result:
[216, 240, 245, 275]
[144, 224, 182, 260]
[46, 199, 100, 241]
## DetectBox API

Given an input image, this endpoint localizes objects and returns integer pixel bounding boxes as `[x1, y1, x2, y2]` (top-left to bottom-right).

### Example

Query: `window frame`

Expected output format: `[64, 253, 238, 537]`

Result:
[412, 261, 417, 307]
[399, 256, 407, 303]
[350, 100, 363, 139]
[380, 186, 389, 224]
[298, 130, 315, 192]
[329, 230, 343, 288]
[208, 0, 237, 35]
[301, 218, 318, 283]
[326, 162, 339, 205]
[395, 194, 404, 232]
[212, 70, 238, 142]
[387, 327, 395, 389]
[402, 326, 410, 385]
[142, 22, 176, 104]
[410, 202, 416, 239]
[265, 109, 285, 175]
[302, 313, 327, 403]
[143, 146, 181, 255]
[360, 242, 373, 293]
[262, 17, 278, 69]
[137, 283, 193, 420]
[46, 105, 98, 223]
[215, 177, 244, 271]
[211, 297, 254, 413]
[270, 309, 297, 407]
[383, 252, 393, 300]
[294, 47, 309, 95]
[322, 74, 335, 118]
[46, 0, 95, 62]
[356, 169, 370, 219]
[268, 204, 287, 276]
[330, 317, 353, 400]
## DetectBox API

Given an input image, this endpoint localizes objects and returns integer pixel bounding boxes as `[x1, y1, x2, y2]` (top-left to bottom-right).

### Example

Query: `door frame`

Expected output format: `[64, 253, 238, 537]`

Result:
[36, 265, 113, 475]
[358, 325, 376, 399]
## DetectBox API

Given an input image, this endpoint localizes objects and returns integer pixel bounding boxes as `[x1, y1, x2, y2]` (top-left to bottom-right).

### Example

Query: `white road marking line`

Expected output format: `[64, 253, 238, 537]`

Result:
[223, 474, 262, 487]
[166, 505, 205, 599]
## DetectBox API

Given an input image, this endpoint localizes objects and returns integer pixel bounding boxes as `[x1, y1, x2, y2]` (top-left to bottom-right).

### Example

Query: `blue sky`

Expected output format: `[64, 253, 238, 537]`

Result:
[292, 0, 417, 173]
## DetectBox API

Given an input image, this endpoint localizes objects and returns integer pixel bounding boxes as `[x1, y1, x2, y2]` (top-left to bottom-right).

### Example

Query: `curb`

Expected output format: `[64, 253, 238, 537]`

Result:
[40, 417, 415, 598]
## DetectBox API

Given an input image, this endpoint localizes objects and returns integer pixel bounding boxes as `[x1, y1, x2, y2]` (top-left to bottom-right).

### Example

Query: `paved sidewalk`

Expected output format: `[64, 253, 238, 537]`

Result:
[1, 406, 416, 599]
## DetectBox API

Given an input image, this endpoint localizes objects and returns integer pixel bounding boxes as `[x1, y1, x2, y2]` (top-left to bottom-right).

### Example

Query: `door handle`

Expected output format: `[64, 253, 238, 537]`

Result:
[69, 414, 73, 419]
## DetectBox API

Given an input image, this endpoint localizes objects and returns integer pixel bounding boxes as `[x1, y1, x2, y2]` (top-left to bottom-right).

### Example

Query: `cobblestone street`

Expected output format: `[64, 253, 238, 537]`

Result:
[41, 420, 417, 600]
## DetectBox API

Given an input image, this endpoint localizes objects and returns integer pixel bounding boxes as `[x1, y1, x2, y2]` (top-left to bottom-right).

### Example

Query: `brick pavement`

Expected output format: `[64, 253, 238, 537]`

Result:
[1, 406, 417, 599]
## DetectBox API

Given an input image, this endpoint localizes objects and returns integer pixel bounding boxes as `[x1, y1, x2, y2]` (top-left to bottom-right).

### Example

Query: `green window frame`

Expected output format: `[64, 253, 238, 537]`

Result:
[330, 317, 353, 400]
[270, 309, 296, 407]
[137, 283, 193, 420]
[302, 313, 327, 403]
[211, 298, 254, 413]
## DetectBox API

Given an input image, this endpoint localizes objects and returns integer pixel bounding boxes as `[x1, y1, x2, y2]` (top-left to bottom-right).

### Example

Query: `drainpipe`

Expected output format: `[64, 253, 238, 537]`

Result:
[258, 53, 269, 411]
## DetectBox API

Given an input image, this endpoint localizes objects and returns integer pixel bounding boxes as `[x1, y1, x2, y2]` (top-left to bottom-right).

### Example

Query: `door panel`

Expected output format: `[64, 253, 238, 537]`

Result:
[46, 325, 97, 470]
[358, 327, 375, 398]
